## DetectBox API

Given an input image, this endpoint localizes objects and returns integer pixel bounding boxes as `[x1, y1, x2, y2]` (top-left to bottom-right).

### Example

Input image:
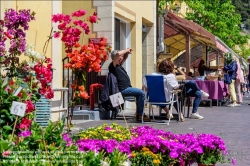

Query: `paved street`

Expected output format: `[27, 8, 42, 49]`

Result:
[74, 95, 250, 166]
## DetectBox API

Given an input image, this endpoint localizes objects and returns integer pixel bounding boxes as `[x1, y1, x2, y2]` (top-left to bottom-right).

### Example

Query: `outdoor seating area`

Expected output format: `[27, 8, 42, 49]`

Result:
[1, 1, 249, 166]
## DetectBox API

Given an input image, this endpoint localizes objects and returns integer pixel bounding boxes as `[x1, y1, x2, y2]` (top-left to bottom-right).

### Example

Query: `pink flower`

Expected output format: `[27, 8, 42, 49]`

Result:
[58, 22, 66, 30]
[19, 118, 31, 129]
[53, 32, 60, 38]
[2, 151, 11, 157]
[52, 13, 65, 23]
[89, 15, 98, 23]
[72, 9, 86, 17]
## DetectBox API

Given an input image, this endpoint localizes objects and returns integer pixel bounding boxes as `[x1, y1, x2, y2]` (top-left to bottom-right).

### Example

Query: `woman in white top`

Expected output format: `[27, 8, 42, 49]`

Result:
[155, 59, 207, 120]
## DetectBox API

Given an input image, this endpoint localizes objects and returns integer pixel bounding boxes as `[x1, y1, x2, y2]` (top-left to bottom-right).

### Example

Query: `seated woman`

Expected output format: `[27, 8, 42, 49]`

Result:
[150, 59, 208, 121]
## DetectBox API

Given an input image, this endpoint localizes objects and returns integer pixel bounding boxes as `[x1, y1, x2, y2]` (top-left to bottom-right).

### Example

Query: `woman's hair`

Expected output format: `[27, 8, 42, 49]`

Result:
[188, 72, 193, 76]
[198, 59, 205, 70]
[198, 59, 205, 66]
[158, 59, 174, 74]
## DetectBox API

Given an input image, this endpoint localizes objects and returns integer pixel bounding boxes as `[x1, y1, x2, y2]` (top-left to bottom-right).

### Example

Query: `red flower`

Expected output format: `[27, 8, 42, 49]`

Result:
[71, 84, 76, 89]
[26, 100, 35, 113]
[89, 13, 98, 23]
[4, 31, 13, 39]
[9, 79, 15, 86]
[19, 118, 32, 129]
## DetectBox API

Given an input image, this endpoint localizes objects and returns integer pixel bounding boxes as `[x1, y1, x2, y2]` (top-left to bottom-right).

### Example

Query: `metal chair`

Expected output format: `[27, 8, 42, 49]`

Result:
[143, 75, 181, 125]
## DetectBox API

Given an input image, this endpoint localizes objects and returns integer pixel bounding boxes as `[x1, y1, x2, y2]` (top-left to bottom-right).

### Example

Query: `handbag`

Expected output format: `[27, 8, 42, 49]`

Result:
[224, 73, 232, 84]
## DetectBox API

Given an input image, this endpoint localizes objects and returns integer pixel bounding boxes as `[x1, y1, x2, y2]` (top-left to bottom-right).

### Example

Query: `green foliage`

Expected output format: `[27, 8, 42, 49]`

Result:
[235, 44, 250, 60]
[44, 121, 65, 147]
[185, 0, 248, 48]
[224, 52, 233, 65]
[103, 149, 128, 166]
[0, 77, 19, 139]
[82, 151, 104, 166]
[158, 0, 183, 14]
[197, 149, 227, 165]
[232, 0, 250, 30]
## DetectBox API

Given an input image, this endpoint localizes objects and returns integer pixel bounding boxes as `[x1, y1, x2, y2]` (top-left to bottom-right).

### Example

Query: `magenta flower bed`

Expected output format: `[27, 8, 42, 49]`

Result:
[74, 125, 232, 165]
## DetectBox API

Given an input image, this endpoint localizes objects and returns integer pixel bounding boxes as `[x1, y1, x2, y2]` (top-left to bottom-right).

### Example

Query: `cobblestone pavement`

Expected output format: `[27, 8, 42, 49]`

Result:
[74, 95, 250, 166]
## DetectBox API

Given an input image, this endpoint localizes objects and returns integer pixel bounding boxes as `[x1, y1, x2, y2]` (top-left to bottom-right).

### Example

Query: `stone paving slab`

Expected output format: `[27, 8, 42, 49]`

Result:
[74, 96, 250, 166]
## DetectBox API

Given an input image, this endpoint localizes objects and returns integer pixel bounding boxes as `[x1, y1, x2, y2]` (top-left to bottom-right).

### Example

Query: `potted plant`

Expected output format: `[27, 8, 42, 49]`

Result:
[192, 134, 229, 166]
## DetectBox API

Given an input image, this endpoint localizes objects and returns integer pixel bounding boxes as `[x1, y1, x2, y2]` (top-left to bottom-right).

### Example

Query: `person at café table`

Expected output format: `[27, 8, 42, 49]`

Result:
[198, 59, 217, 76]
[147, 59, 209, 120]
[223, 56, 239, 107]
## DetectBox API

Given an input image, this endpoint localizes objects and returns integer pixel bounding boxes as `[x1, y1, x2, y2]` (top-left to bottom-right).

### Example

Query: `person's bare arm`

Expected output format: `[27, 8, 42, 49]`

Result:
[112, 48, 132, 67]
[176, 67, 186, 76]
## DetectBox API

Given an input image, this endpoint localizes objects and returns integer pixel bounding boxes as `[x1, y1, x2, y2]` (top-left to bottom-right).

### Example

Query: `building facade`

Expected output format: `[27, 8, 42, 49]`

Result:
[1, 0, 156, 119]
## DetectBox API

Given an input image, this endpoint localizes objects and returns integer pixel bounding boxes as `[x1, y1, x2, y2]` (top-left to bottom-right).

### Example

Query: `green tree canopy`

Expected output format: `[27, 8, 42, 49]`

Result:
[185, 0, 248, 48]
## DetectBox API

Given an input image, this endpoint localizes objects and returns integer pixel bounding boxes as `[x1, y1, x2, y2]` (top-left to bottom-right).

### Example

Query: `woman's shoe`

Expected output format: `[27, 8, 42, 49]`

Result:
[227, 103, 235, 107]
[180, 113, 184, 122]
[167, 113, 173, 120]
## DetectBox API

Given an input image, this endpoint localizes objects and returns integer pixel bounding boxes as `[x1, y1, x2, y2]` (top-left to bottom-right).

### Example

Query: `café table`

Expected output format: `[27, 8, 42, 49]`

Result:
[195, 80, 229, 106]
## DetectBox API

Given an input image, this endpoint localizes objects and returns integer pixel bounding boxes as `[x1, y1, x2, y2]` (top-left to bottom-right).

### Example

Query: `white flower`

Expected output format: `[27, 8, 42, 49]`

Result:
[25, 44, 44, 62]
[27, 61, 36, 68]
[100, 160, 110, 166]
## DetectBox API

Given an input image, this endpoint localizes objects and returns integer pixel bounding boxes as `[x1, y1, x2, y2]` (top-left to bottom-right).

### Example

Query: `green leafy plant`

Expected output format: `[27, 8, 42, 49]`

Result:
[103, 149, 128, 166]
[185, 0, 248, 48]
[224, 52, 233, 65]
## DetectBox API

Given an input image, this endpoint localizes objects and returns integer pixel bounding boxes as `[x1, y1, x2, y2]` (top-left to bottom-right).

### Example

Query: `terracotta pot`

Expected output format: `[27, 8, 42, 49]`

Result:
[197, 163, 215, 166]
[173, 160, 188, 166]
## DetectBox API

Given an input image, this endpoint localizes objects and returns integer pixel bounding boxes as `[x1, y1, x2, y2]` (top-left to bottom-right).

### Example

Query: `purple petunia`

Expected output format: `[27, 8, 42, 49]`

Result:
[231, 158, 236, 165]
[62, 133, 73, 147]
[19, 130, 31, 137]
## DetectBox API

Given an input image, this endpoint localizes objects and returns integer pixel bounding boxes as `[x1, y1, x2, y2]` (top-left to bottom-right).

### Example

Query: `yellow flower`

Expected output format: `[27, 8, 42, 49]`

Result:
[131, 153, 136, 157]
[153, 159, 160, 164]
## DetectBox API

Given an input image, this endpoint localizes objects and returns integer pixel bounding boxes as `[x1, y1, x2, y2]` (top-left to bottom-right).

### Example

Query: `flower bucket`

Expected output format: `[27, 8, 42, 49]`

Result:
[173, 160, 188, 166]
[198, 163, 215, 166]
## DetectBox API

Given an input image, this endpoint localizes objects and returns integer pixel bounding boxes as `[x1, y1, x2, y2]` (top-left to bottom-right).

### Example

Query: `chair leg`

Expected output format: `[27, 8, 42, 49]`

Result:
[149, 104, 155, 120]
[168, 102, 174, 125]
[182, 97, 186, 119]
[176, 98, 180, 122]
[187, 97, 190, 118]
[159, 107, 162, 116]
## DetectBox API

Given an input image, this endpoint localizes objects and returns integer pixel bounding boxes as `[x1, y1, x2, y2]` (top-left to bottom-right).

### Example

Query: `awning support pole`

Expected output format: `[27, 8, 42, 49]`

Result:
[216, 50, 219, 67]
[185, 35, 190, 73]
[206, 46, 210, 67]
